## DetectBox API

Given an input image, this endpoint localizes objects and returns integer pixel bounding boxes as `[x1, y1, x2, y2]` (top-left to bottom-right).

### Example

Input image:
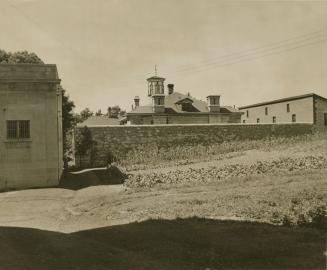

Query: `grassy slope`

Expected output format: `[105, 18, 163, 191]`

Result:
[0, 218, 325, 270]
[0, 134, 326, 269]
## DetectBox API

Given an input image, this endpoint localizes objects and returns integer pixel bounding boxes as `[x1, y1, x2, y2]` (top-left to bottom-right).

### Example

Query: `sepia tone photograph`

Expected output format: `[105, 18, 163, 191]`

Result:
[0, 0, 326, 269]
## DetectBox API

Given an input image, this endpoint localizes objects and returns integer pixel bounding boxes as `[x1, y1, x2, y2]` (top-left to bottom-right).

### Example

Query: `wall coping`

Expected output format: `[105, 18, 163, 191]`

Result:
[76, 122, 314, 128]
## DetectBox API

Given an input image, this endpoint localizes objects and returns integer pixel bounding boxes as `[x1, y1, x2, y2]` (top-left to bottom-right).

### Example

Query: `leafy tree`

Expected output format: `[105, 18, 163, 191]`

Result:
[79, 107, 94, 122]
[0, 49, 43, 64]
[119, 109, 127, 117]
[75, 126, 94, 168]
[61, 87, 76, 169]
[107, 105, 122, 118]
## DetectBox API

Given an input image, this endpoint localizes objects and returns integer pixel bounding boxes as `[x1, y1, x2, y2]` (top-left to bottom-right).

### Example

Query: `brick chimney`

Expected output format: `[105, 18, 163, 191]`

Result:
[134, 96, 140, 108]
[167, 84, 174, 95]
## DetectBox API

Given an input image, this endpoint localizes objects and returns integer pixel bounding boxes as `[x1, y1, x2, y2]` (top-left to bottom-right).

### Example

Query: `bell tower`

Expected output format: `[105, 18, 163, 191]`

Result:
[147, 66, 166, 113]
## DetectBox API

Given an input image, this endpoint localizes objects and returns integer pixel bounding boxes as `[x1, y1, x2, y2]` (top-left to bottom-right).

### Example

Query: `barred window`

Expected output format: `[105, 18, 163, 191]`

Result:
[7, 121, 17, 139]
[6, 120, 30, 139]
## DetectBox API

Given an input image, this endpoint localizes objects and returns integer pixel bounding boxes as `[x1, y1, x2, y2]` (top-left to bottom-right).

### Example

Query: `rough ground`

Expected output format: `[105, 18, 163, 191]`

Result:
[0, 149, 326, 233]
[0, 141, 326, 269]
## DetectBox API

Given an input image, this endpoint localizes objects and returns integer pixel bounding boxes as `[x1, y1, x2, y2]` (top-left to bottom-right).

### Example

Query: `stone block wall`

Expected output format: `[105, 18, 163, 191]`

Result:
[75, 123, 314, 168]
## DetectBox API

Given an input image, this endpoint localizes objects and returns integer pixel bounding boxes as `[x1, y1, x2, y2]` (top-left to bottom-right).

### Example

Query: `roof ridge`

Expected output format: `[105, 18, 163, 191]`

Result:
[238, 93, 325, 109]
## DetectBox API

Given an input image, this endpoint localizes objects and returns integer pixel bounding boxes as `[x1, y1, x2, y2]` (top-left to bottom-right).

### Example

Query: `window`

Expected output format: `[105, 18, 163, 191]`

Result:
[257, 118, 260, 123]
[243, 120, 246, 123]
[246, 110, 249, 118]
[272, 116, 276, 123]
[265, 107, 268, 115]
[286, 103, 290, 113]
[292, 114, 296, 123]
[6, 120, 30, 139]
[148, 83, 153, 96]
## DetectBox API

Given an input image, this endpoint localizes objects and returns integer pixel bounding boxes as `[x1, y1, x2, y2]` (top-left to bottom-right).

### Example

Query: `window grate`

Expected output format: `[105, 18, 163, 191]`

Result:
[7, 120, 18, 139]
[6, 120, 30, 139]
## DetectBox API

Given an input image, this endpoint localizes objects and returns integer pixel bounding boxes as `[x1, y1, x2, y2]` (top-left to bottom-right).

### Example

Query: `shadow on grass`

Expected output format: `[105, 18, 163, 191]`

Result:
[0, 218, 325, 270]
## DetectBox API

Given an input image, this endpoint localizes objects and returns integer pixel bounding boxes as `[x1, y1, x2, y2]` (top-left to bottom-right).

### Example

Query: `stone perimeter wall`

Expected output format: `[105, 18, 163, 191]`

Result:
[75, 123, 314, 168]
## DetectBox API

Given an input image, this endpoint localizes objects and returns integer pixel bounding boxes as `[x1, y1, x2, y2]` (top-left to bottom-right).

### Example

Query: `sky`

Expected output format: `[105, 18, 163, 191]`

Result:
[1, 0, 327, 112]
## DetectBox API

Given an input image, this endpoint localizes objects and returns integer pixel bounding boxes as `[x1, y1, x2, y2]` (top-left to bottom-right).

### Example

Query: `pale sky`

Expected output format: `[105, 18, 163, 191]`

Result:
[1, 0, 327, 112]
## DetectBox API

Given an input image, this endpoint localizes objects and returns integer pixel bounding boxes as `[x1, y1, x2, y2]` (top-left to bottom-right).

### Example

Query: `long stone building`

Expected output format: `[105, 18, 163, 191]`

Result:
[127, 75, 243, 125]
[239, 93, 327, 129]
[0, 64, 63, 190]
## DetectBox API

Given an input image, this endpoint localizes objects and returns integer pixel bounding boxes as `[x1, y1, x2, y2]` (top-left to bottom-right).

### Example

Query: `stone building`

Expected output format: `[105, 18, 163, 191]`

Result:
[127, 75, 243, 125]
[239, 93, 327, 129]
[0, 64, 63, 190]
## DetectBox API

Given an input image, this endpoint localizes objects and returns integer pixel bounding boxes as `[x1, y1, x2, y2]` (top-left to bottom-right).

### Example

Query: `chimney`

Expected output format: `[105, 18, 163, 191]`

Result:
[167, 84, 174, 95]
[134, 96, 140, 107]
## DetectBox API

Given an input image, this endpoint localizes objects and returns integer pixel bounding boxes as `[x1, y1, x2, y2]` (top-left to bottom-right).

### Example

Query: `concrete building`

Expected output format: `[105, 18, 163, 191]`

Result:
[239, 93, 327, 129]
[0, 64, 63, 190]
[127, 75, 243, 125]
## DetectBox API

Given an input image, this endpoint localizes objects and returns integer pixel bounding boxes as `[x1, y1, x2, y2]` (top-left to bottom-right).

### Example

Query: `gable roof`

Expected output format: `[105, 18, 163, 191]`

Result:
[77, 116, 125, 127]
[239, 93, 327, 109]
[165, 92, 209, 113]
[175, 97, 194, 105]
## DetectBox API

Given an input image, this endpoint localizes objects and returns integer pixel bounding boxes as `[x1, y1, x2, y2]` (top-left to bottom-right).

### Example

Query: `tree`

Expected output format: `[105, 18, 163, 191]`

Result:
[95, 109, 102, 116]
[75, 126, 94, 168]
[0, 49, 43, 64]
[107, 105, 122, 118]
[61, 87, 76, 169]
[79, 107, 94, 122]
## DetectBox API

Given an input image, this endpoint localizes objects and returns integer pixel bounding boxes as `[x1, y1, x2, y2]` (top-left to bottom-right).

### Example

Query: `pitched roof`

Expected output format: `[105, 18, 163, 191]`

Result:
[128, 92, 210, 114]
[147, 76, 165, 81]
[128, 91, 243, 115]
[165, 92, 209, 113]
[77, 116, 125, 127]
[0, 64, 60, 83]
[239, 93, 327, 109]
[129, 106, 154, 114]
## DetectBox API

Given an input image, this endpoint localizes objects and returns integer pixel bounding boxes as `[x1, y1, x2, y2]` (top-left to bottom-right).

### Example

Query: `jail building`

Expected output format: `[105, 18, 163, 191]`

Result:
[127, 74, 243, 125]
[239, 93, 327, 129]
[0, 64, 63, 190]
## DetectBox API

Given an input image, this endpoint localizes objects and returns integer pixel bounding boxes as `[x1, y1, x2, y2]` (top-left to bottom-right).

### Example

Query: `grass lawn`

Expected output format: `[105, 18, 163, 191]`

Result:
[0, 218, 325, 270]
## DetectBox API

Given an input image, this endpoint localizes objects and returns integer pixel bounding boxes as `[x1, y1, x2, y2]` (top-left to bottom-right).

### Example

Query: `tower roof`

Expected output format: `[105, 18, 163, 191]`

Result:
[146, 75, 165, 81]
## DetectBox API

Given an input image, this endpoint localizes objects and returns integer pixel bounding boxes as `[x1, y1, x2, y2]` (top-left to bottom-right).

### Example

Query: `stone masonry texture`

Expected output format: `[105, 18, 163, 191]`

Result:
[75, 123, 314, 167]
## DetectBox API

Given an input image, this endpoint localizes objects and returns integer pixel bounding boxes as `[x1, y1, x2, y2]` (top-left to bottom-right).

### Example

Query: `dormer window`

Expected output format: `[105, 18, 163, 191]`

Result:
[175, 98, 199, 112]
